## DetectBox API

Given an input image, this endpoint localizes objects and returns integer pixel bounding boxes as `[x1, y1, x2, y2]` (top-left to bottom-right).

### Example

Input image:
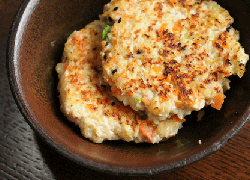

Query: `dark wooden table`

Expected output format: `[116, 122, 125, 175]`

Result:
[1, 1, 250, 179]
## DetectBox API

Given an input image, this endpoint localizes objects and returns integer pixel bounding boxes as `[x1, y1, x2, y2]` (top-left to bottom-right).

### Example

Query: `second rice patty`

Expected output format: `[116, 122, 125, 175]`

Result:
[56, 20, 183, 143]
[101, 0, 249, 120]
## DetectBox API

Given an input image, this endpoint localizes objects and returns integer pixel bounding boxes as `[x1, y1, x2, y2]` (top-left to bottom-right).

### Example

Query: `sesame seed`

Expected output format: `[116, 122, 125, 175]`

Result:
[136, 49, 142, 54]
[104, 54, 107, 60]
[118, 18, 121, 23]
[112, 69, 118, 74]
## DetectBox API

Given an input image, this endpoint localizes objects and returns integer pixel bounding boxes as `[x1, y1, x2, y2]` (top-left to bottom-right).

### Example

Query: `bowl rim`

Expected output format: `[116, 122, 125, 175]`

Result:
[6, 0, 250, 175]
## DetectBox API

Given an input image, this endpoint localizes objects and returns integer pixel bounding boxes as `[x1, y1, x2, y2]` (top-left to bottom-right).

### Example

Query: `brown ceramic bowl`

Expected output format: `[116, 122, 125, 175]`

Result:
[7, 0, 250, 175]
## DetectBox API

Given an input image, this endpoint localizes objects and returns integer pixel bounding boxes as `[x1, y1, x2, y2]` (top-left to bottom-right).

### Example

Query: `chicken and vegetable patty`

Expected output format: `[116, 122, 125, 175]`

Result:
[101, 0, 249, 120]
[56, 20, 183, 143]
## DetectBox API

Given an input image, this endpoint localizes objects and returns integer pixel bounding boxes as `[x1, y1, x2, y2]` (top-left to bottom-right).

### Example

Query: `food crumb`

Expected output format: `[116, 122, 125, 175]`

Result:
[51, 40, 56, 47]
[199, 140, 202, 144]
[197, 110, 205, 121]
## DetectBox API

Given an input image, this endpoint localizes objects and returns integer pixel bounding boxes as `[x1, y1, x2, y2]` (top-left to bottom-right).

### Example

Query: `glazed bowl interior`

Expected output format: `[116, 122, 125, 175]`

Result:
[7, 0, 250, 175]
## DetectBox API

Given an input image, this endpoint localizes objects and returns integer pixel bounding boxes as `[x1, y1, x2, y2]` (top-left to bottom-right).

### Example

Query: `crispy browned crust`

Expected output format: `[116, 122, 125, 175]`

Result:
[101, 0, 249, 120]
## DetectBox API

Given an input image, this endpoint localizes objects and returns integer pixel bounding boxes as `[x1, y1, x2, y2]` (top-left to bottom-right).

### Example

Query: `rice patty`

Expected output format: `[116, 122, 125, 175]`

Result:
[101, 0, 249, 120]
[56, 20, 183, 143]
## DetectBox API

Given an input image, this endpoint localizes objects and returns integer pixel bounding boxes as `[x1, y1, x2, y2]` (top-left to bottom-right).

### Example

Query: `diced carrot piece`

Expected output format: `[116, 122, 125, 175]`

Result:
[168, 0, 176, 6]
[223, 42, 229, 49]
[172, 114, 186, 122]
[142, 96, 150, 106]
[139, 120, 153, 143]
[213, 39, 229, 49]
[172, 21, 182, 32]
[213, 39, 220, 47]
[158, 23, 168, 40]
[80, 29, 87, 33]
[160, 23, 167, 31]
[115, 70, 125, 82]
[165, 74, 171, 82]
[128, 90, 134, 96]
[157, 75, 164, 81]
[175, 101, 184, 108]
[108, 78, 114, 84]
[63, 63, 69, 70]
[86, 104, 98, 112]
[152, 66, 161, 73]
[112, 86, 122, 96]
[157, 75, 171, 82]
[194, 39, 201, 44]
[211, 93, 226, 110]
[159, 94, 169, 102]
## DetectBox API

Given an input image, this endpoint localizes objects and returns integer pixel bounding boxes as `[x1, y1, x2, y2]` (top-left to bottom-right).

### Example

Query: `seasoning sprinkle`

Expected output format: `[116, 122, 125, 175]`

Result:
[111, 102, 115, 106]
[114, 7, 118, 11]
[118, 18, 121, 23]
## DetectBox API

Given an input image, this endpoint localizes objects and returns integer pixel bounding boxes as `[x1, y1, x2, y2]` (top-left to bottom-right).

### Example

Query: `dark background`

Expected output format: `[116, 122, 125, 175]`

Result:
[1, 0, 250, 179]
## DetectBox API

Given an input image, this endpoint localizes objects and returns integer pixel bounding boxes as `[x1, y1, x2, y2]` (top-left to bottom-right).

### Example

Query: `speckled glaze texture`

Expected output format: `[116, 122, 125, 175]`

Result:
[7, 0, 250, 175]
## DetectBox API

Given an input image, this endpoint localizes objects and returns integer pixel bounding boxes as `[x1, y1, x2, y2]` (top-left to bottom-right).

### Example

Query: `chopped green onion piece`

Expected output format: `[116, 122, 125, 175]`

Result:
[102, 25, 112, 40]
[180, 35, 191, 43]
[135, 98, 142, 103]
[212, 4, 219, 10]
